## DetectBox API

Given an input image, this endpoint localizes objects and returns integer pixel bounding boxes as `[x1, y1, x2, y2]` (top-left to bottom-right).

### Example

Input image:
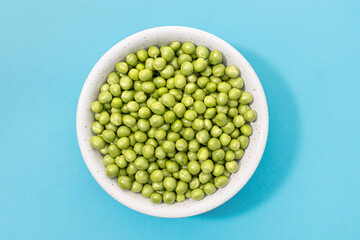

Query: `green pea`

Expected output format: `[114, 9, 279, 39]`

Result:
[121, 115, 135, 127]
[201, 160, 215, 174]
[179, 169, 192, 183]
[217, 82, 231, 93]
[128, 134, 136, 146]
[115, 62, 129, 74]
[163, 191, 176, 205]
[137, 49, 148, 62]
[174, 138, 187, 152]
[91, 122, 104, 134]
[163, 177, 176, 191]
[160, 65, 174, 79]
[212, 164, 225, 177]
[108, 144, 121, 157]
[195, 46, 209, 59]
[222, 122, 234, 135]
[150, 192, 162, 204]
[126, 53, 138, 67]
[132, 131, 146, 143]
[103, 154, 115, 166]
[153, 57, 167, 71]
[176, 194, 185, 202]
[91, 101, 104, 113]
[142, 184, 154, 198]
[112, 98, 123, 109]
[152, 181, 164, 192]
[174, 181, 187, 195]
[212, 149, 225, 162]
[232, 115, 245, 128]
[136, 63, 145, 71]
[214, 176, 228, 188]
[197, 147, 209, 161]
[109, 84, 121, 96]
[189, 177, 200, 189]
[228, 88, 242, 100]
[234, 149, 244, 159]
[204, 96, 217, 108]
[138, 106, 151, 119]
[139, 144, 153, 159]
[240, 124, 252, 136]
[149, 115, 164, 128]
[178, 54, 192, 65]
[225, 150, 235, 162]
[130, 181, 143, 193]
[206, 82, 217, 93]
[203, 182, 216, 195]
[192, 89, 206, 101]
[226, 161, 239, 173]
[157, 159, 166, 169]
[174, 74, 186, 89]
[145, 58, 155, 71]
[166, 160, 179, 173]
[188, 161, 201, 175]
[173, 103, 185, 118]
[161, 140, 175, 153]
[181, 42, 195, 54]
[193, 101, 206, 114]
[219, 133, 231, 146]
[161, 46, 175, 62]
[191, 188, 205, 201]
[188, 151, 198, 161]
[104, 164, 119, 178]
[170, 41, 181, 51]
[90, 136, 105, 150]
[180, 62, 193, 76]
[196, 130, 210, 145]
[100, 83, 110, 92]
[121, 90, 134, 103]
[181, 128, 194, 141]
[210, 126, 222, 138]
[128, 69, 139, 81]
[150, 169, 164, 182]
[170, 57, 180, 70]
[244, 109, 257, 122]
[225, 65, 240, 78]
[148, 46, 160, 58]
[118, 176, 132, 190]
[146, 138, 158, 148]
[162, 169, 172, 178]
[135, 170, 149, 184]
[105, 122, 117, 132]
[115, 155, 127, 168]
[239, 91, 253, 104]
[209, 50, 222, 65]
[238, 104, 251, 116]
[214, 113, 227, 127]
[194, 58, 208, 72]
[167, 132, 180, 142]
[229, 77, 244, 89]
[107, 72, 120, 85]
[188, 139, 200, 152]
[208, 138, 221, 151]
[192, 119, 204, 131]
[117, 137, 130, 149]
[102, 129, 115, 143]
[212, 64, 225, 77]
[98, 91, 113, 104]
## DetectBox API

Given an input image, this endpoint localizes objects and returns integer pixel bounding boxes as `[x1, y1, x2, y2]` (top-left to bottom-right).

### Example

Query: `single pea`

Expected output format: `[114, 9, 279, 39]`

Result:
[107, 72, 120, 85]
[180, 62, 194, 76]
[109, 112, 122, 126]
[91, 122, 104, 134]
[157, 87, 168, 97]
[193, 101, 206, 114]
[128, 134, 136, 146]
[128, 69, 139, 81]
[157, 159, 166, 169]
[115, 62, 129, 74]
[166, 160, 179, 173]
[162, 140, 175, 153]
[167, 132, 181, 142]
[153, 57, 167, 71]
[191, 188, 205, 201]
[204, 96, 217, 108]
[188, 161, 201, 175]
[150, 192, 162, 204]
[142, 144, 155, 159]
[222, 122, 235, 134]
[169, 89, 183, 101]
[195, 45, 209, 59]
[205, 82, 217, 93]
[121, 115, 135, 127]
[115, 155, 127, 168]
[226, 161, 239, 173]
[161, 46, 175, 62]
[214, 176, 228, 188]
[171, 119, 183, 133]
[229, 77, 244, 89]
[160, 65, 175, 79]
[175, 138, 188, 152]
[227, 107, 239, 118]
[181, 42, 195, 54]
[132, 131, 147, 143]
[182, 128, 195, 141]
[212, 164, 225, 177]
[192, 89, 206, 101]
[178, 54, 192, 65]
[126, 53, 138, 67]
[225, 65, 240, 78]
[149, 102, 165, 115]
[100, 83, 110, 92]
[238, 104, 251, 116]
[119, 91, 133, 103]
[230, 127, 240, 138]
[217, 82, 232, 93]
[102, 129, 116, 143]
[155, 146, 166, 159]
[225, 150, 235, 162]
[152, 181, 164, 192]
[137, 49, 148, 62]
[194, 58, 208, 72]
[109, 84, 121, 97]
[211, 63, 225, 77]
[188, 151, 198, 161]
[214, 113, 228, 127]
[135, 170, 149, 184]
[106, 164, 119, 178]
[196, 130, 210, 145]
[182, 110, 197, 121]
[181, 96, 194, 108]
[98, 91, 113, 104]
[234, 149, 244, 159]
[179, 169, 192, 183]
[229, 139, 241, 151]
[188, 139, 200, 152]
[204, 107, 217, 119]
[131, 181, 143, 193]
[184, 83, 197, 95]
[239, 91, 253, 104]
[163, 177, 177, 191]
[176, 194, 185, 202]
[136, 63, 145, 71]
[148, 46, 160, 58]
[233, 115, 245, 128]
[111, 107, 121, 113]
[228, 88, 242, 100]
[90, 136, 105, 150]
[220, 133, 231, 146]
[145, 58, 155, 71]
[103, 154, 115, 166]
[244, 109, 257, 122]
[163, 191, 176, 205]
[240, 124, 253, 136]
[188, 177, 200, 190]
[203, 182, 216, 195]
[173, 103, 186, 118]
[201, 160, 215, 174]
[146, 138, 158, 148]
[208, 138, 221, 151]
[91, 101, 104, 113]
[210, 75, 221, 84]
[117, 137, 130, 149]
[170, 41, 181, 51]
[137, 106, 151, 119]
[174, 181, 188, 195]
[142, 184, 155, 198]
[170, 57, 180, 70]
[173, 74, 186, 89]
[212, 149, 225, 162]
[209, 50, 222, 65]
[99, 144, 108, 155]
[149, 115, 164, 128]
[118, 176, 132, 190]
[126, 101, 139, 113]
[192, 119, 204, 131]
[150, 169, 164, 183]
[108, 144, 121, 157]
[197, 147, 210, 161]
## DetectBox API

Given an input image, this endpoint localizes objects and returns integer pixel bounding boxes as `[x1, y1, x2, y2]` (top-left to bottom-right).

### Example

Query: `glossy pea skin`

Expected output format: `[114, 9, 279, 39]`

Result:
[163, 177, 177, 191]
[209, 50, 222, 65]
[181, 62, 194, 76]
[241, 124, 253, 136]
[90, 136, 105, 150]
[148, 46, 160, 58]
[225, 65, 240, 78]
[142, 184, 155, 198]
[150, 193, 163, 204]
[181, 42, 196, 54]
[244, 110, 257, 122]
[116, 62, 129, 74]
[196, 46, 209, 59]
[118, 176, 132, 190]
[214, 176, 228, 188]
[188, 161, 201, 175]
[191, 188, 205, 201]
[163, 191, 176, 205]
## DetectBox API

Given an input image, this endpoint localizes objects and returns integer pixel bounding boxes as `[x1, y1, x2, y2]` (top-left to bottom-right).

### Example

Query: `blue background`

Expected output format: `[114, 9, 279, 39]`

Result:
[1, 0, 359, 239]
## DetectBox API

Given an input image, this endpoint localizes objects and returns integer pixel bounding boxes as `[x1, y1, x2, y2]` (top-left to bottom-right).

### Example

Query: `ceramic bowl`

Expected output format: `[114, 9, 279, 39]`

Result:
[76, 26, 268, 218]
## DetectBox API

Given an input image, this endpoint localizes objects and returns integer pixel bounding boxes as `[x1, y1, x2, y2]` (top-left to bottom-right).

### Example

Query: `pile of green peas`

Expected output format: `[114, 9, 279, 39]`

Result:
[89, 41, 256, 204]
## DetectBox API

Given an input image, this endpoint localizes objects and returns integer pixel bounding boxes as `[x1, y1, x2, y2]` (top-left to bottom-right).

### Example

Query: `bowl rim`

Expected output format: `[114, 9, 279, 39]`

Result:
[76, 26, 269, 218]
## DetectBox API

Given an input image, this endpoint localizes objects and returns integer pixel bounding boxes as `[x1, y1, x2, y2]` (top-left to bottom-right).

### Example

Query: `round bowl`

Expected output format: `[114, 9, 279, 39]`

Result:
[76, 26, 268, 218]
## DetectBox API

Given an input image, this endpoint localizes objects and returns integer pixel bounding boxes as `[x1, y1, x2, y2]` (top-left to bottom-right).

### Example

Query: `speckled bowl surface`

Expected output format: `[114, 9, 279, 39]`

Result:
[76, 26, 268, 218]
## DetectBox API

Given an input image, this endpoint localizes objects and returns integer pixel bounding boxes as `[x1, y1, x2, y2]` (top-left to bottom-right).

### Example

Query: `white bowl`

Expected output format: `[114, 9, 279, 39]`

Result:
[76, 26, 269, 218]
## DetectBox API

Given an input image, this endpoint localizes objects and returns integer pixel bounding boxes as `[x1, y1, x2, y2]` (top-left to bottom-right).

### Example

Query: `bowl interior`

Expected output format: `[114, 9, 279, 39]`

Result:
[77, 26, 268, 218]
